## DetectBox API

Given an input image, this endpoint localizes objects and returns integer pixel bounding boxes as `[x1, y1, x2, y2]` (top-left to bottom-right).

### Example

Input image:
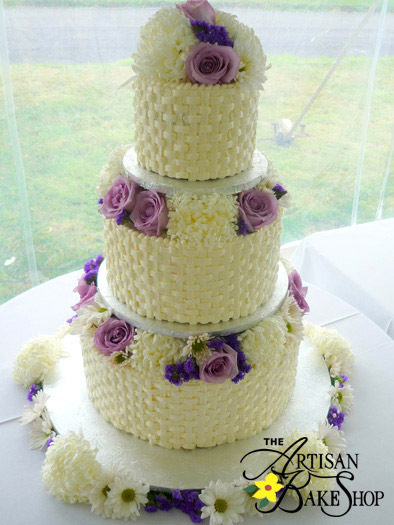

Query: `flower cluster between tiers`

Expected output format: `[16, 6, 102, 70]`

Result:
[98, 171, 290, 239]
[132, 1, 269, 90]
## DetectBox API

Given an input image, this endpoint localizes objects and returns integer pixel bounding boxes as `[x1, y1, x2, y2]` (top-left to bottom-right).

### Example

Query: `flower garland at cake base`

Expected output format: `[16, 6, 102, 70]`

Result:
[13, 321, 355, 523]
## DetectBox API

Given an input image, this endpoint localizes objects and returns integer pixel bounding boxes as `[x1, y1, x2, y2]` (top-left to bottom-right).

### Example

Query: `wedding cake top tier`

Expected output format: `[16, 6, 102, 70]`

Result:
[132, 1, 269, 181]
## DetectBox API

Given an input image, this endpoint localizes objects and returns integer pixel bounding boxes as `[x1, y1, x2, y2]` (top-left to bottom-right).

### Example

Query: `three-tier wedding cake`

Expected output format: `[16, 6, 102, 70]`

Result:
[70, 0, 309, 451]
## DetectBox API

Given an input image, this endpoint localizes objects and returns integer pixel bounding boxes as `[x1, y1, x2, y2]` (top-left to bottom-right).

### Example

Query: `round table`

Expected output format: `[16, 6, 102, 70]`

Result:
[1, 271, 394, 524]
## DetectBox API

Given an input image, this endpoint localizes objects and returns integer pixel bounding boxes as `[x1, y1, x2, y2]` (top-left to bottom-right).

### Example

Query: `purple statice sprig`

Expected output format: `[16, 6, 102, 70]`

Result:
[165, 357, 199, 386]
[327, 405, 345, 430]
[27, 382, 42, 401]
[172, 489, 204, 523]
[116, 209, 130, 226]
[144, 490, 173, 513]
[223, 334, 252, 384]
[191, 20, 234, 47]
[67, 314, 78, 324]
[83, 254, 104, 285]
[332, 373, 349, 388]
[97, 198, 104, 205]
[237, 215, 248, 236]
[272, 183, 288, 201]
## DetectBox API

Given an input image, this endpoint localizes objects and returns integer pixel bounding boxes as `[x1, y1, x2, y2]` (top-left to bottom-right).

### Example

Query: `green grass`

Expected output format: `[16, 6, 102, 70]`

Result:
[3, 0, 378, 12]
[1, 55, 393, 303]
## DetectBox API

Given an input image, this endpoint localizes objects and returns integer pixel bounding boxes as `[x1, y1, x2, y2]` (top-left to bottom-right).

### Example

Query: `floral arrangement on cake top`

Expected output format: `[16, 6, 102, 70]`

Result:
[132, 0, 269, 90]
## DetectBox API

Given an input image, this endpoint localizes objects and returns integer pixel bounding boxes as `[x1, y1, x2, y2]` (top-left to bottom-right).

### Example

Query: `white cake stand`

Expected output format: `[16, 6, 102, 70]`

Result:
[45, 334, 331, 491]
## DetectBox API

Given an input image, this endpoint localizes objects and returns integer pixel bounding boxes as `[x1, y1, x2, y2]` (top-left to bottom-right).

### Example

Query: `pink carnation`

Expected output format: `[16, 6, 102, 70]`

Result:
[186, 43, 240, 85]
[177, 0, 215, 24]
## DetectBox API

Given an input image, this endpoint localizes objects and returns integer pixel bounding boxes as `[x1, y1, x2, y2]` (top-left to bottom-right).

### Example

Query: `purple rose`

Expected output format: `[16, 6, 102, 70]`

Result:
[199, 343, 238, 384]
[94, 317, 135, 355]
[238, 189, 278, 232]
[98, 174, 140, 219]
[177, 0, 216, 24]
[186, 43, 241, 85]
[71, 276, 97, 312]
[130, 190, 169, 236]
[289, 269, 310, 315]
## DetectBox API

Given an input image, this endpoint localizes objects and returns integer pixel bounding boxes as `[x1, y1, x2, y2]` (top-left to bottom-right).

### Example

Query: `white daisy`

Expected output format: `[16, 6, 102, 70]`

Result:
[233, 478, 263, 518]
[280, 295, 304, 343]
[20, 390, 49, 426]
[90, 466, 116, 518]
[328, 382, 354, 415]
[29, 411, 55, 450]
[316, 420, 346, 457]
[105, 474, 149, 521]
[69, 293, 113, 335]
[181, 333, 212, 365]
[199, 479, 245, 525]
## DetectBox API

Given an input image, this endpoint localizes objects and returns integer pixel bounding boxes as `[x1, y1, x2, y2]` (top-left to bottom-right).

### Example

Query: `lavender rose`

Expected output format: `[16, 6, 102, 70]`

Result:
[98, 174, 140, 219]
[186, 43, 241, 85]
[94, 317, 135, 355]
[177, 0, 216, 24]
[71, 276, 97, 312]
[199, 343, 238, 384]
[238, 189, 278, 232]
[130, 190, 169, 236]
[289, 270, 310, 315]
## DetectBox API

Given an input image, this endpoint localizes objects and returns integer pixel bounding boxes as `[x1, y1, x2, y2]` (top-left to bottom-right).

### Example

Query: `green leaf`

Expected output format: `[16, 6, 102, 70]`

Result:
[98, 308, 107, 313]
[243, 485, 257, 494]
[259, 498, 269, 509]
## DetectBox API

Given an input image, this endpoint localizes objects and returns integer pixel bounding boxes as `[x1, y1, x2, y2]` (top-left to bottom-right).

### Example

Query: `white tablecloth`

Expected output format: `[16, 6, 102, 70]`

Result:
[291, 219, 394, 340]
[1, 272, 394, 524]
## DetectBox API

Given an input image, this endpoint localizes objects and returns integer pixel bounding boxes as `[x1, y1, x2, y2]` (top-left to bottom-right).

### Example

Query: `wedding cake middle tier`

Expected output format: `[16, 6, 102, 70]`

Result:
[98, 147, 290, 325]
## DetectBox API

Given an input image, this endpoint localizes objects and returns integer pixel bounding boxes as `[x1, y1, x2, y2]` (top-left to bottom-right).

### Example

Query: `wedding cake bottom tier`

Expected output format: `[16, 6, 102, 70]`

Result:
[80, 305, 301, 450]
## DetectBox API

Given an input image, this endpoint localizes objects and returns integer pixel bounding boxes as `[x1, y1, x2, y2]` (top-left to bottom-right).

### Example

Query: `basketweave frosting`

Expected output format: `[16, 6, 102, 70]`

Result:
[103, 207, 283, 325]
[133, 77, 259, 181]
[81, 301, 301, 450]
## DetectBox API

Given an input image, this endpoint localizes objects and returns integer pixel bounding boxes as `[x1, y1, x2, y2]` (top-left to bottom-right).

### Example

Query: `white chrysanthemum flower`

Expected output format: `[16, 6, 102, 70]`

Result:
[69, 293, 113, 335]
[304, 324, 355, 377]
[105, 474, 149, 521]
[96, 144, 131, 198]
[216, 11, 269, 91]
[90, 466, 116, 518]
[239, 314, 286, 365]
[130, 330, 184, 373]
[233, 478, 263, 518]
[280, 295, 304, 343]
[329, 382, 354, 415]
[132, 7, 197, 82]
[29, 411, 55, 450]
[20, 390, 49, 426]
[13, 334, 63, 387]
[200, 479, 245, 525]
[55, 323, 71, 339]
[42, 431, 101, 504]
[316, 420, 346, 457]
[167, 193, 238, 245]
[181, 333, 212, 364]
[273, 430, 336, 501]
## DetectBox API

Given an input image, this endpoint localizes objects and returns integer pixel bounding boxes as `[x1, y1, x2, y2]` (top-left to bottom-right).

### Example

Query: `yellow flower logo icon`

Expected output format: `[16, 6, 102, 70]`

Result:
[252, 473, 284, 503]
